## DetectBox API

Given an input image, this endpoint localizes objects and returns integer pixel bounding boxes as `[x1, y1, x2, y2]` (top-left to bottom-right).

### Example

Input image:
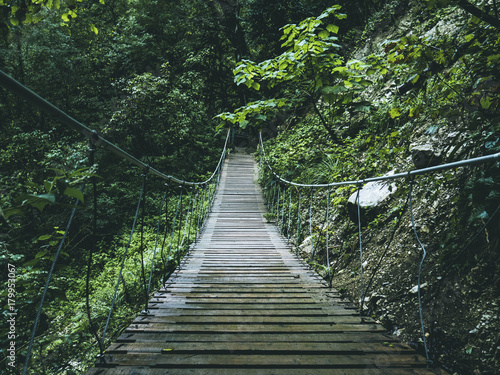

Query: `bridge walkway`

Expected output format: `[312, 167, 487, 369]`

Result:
[86, 151, 447, 374]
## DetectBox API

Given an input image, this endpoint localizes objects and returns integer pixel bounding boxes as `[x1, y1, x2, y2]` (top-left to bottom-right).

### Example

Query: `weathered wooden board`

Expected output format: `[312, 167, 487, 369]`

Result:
[85, 152, 447, 374]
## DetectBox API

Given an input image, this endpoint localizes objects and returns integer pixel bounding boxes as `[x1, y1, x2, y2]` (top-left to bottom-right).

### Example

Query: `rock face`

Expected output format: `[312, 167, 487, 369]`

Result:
[347, 180, 397, 223]
[411, 144, 442, 169]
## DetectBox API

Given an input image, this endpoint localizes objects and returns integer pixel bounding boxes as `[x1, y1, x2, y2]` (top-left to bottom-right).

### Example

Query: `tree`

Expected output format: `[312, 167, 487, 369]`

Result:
[217, 5, 384, 143]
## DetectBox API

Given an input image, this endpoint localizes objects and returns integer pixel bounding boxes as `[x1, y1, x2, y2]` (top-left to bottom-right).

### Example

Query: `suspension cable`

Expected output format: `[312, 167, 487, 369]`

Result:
[22, 185, 84, 375]
[309, 188, 315, 262]
[167, 188, 183, 271]
[325, 188, 331, 287]
[147, 190, 168, 305]
[100, 179, 145, 348]
[0, 69, 231, 186]
[356, 185, 364, 313]
[280, 187, 286, 235]
[409, 178, 432, 366]
[85, 142, 105, 360]
[179, 189, 193, 258]
[296, 189, 302, 254]
[186, 188, 196, 251]
[139, 169, 149, 314]
[275, 184, 281, 219]
[287, 187, 292, 239]
[176, 186, 184, 266]
[259, 131, 500, 187]
[160, 185, 170, 283]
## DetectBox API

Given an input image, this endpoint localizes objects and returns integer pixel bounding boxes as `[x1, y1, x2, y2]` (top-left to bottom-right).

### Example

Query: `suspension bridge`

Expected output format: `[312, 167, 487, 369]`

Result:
[84, 150, 448, 374]
[4, 70, 498, 374]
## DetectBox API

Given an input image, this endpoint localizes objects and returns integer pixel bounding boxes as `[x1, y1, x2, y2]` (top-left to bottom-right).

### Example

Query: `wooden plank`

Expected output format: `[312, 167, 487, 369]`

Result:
[105, 341, 414, 354]
[132, 316, 375, 325]
[87, 367, 449, 375]
[92, 353, 430, 367]
[124, 323, 386, 333]
[116, 332, 399, 343]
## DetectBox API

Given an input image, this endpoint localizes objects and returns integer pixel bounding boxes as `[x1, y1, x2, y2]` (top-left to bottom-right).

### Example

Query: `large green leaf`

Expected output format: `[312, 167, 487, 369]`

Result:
[64, 187, 84, 203]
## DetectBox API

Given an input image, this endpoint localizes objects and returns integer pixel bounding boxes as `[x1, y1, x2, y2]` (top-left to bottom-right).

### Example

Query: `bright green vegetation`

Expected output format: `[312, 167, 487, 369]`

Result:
[1, 0, 500, 374]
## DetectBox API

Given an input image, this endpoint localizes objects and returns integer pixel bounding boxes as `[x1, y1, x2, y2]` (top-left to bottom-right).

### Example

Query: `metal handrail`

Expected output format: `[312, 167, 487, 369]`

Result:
[259, 131, 500, 187]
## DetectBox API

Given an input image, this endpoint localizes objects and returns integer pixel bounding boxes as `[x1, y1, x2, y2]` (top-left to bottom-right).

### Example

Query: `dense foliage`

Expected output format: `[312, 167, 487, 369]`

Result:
[246, 1, 500, 373]
[1, 0, 499, 374]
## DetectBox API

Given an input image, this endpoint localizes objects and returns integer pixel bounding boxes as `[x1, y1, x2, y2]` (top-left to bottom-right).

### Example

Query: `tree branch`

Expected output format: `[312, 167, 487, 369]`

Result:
[457, 0, 500, 29]
[312, 100, 342, 145]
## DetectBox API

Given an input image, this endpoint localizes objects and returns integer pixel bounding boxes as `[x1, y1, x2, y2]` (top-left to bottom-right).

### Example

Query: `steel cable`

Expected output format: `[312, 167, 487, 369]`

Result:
[22, 184, 84, 375]
[0, 70, 231, 187]
[100, 179, 145, 348]
[276, 185, 281, 223]
[160, 186, 170, 283]
[259, 131, 500, 188]
[147, 190, 168, 304]
[296, 189, 302, 254]
[139, 170, 149, 314]
[325, 188, 331, 287]
[356, 186, 364, 313]
[287, 188, 292, 239]
[176, 186, 184, 266]
[186, 188, 196, 250]
[280, 188, 286, 234]
[179, 190, 193, 252]
[85, 145, 105, 360]
[309, 188, 315, 262]
[409, 178, 432, 366]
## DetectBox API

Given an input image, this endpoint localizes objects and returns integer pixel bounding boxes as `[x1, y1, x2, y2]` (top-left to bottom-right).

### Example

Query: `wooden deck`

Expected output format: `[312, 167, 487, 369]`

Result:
[86, 151, 448, 374]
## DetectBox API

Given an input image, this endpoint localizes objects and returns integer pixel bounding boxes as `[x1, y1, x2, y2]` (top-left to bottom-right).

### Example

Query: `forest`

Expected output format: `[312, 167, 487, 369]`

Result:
[1, 0, 499, 374]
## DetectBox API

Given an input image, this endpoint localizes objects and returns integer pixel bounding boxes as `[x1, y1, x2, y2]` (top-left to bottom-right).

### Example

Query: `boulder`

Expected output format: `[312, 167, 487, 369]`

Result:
[347, 180, 397, 223]
[299, 235, 314, 256]
[411, 144, 442, 169]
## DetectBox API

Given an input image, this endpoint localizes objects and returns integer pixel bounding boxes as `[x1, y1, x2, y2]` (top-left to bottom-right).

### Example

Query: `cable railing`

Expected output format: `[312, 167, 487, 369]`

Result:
[258, 131, 500, 365]
[0, 70, 231, 373]
[0, 69, 229, 186]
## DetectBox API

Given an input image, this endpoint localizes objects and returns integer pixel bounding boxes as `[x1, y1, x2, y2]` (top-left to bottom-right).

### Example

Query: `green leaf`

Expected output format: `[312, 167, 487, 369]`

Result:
[38, 234, 52, 241]
[318, 30, 330, 39]
[388, 108, 401, 118]
[464, 34, 474, 42]
[4, 208, 25, 219]
[251, 81, 261, 90]
[64, 187, 84, 203]
[44, 180, 53, 193]
[326, 24, 339, 34]
[35, 250, 48, 259]
[90, 23, 98, 35]
[321, 85, 347, 95]
[480, 96, 494, 110]
[17, 193, 56, 212]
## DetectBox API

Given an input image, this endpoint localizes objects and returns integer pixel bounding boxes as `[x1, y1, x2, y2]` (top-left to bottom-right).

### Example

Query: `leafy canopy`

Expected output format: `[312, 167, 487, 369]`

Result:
[216, 5, 386, 139]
